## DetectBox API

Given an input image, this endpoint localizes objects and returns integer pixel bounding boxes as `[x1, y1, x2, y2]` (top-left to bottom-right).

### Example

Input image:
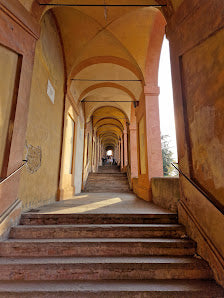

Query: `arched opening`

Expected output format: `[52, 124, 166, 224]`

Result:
[106, 150, 113, 157]
[158, 37, 178, 176]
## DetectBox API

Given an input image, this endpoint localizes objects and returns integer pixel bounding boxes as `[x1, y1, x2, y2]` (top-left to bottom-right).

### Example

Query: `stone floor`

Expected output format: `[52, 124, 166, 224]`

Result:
[27, 193, 174, 215]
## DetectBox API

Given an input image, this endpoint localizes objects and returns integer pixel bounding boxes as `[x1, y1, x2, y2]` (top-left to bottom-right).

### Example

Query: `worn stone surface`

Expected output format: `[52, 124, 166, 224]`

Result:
[0, 280, 223, 298]
[168, 0, 224, 288]
[0, 194, 223, 296]
[84, 168, 130, 193]
[25, 142, 41, 174]
[151, 178, 180, 212]
[182, 28, 224, 207]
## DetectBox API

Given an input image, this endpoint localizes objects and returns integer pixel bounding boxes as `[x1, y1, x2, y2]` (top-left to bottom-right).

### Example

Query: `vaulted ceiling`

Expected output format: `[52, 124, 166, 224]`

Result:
[19, 0, 177, 149]
[93, 106, 128, 149]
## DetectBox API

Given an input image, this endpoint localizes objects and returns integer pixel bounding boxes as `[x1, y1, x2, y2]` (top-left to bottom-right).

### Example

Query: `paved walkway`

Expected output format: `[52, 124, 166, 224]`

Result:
[26, 193, 174, 215]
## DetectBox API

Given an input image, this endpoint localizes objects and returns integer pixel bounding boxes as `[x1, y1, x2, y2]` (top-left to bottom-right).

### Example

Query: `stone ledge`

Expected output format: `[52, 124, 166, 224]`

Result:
[0, 199, 21, 240]
[151, 177, 180, 212]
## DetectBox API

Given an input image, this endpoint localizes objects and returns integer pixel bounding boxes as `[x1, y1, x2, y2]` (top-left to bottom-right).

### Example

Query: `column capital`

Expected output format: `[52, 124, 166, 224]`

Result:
[129, 123, 137, 131]
[123, 128, 127, 134]
[144, 85, 160, 96]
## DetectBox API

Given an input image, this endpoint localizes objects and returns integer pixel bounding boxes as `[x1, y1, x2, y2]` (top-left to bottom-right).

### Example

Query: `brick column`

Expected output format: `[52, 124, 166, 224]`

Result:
[118, 139, 121, 166]
[99, 139, 102, 166]
[123, 126, 128, 167]
[144, 85, 163, 178]
[120, 137, 124, 169]
[129, 122, 138, 179]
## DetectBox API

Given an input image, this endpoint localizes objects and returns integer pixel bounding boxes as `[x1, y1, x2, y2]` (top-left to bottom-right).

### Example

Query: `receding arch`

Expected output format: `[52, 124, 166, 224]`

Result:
[94, 118, 124, 130]
[78, 82, 137, 102]
[145, 10, 166, 85]
[97, 123, 123, 133]
[69, 56, 145, 85]
[90, 105, 130, 124]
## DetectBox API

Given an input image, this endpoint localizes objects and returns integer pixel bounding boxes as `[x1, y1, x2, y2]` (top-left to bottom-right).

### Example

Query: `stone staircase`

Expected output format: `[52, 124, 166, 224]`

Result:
[84, 166, 130, 193]
[0, 212, 223, 297]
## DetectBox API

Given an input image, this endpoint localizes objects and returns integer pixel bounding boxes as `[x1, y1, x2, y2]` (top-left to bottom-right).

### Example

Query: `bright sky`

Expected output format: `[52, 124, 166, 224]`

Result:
[158, 37, 178, 161]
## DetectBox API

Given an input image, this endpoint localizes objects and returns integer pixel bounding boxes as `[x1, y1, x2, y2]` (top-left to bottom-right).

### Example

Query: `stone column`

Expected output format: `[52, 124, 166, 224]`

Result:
[120, 137, 124, 169]
[99, 139, 102, 166]
[123, 125, 128, 168]
[118, 139, 121, 166]
[129, 122, 138, 179]
[144, 85, 163, 178]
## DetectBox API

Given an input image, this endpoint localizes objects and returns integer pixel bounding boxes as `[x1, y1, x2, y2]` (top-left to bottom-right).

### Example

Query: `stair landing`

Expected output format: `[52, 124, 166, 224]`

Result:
[26, 192, 174, 215]
[0, 193, 223, 297]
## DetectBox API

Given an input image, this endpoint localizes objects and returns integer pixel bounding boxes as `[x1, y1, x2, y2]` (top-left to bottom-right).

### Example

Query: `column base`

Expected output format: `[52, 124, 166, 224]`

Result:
[121, 166, 127, 173]
[133, 175, 152, 201]
[57, 186, 75, 200]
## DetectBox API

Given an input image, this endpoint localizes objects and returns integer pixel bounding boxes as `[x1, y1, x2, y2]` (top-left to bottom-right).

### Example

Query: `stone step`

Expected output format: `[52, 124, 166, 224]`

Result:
[85, 189, 130, 193]
[20, 213, 178, 225]
[87, 180, 127, 182]
[86, 180, 128, 184]
[86, 181, 129, 189]
[0, 280, 223, 297]
[88, 175, 127, 178]
[89, 173, 126, 176]
[85, 187, 130, 190]
[10, 224, 186, 239]
[86, 180, 128, 183]
[0, 238, 196, 257]
[85, 182, 129, 185]
[85, 170, 129, 192]
[87, 177, 127, 180]
[88, 173, 127, 179]
[0, 257, 212, 281]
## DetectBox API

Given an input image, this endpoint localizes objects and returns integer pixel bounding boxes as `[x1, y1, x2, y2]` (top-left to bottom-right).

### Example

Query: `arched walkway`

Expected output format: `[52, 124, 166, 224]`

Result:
[0, 0, 224, 294]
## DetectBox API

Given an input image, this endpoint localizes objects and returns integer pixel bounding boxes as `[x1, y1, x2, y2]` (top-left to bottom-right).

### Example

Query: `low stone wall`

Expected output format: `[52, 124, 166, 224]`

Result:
[151, 177, 180, 212]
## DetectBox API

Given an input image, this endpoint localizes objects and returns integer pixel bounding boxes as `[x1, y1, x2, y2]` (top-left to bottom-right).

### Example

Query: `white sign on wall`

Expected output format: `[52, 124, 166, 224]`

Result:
[47, 79, 55, 104]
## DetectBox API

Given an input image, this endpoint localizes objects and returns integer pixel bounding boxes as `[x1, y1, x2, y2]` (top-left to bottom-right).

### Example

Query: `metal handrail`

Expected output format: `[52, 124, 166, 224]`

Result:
[0, 160, 27, 185]
[171, 162, 224, 215]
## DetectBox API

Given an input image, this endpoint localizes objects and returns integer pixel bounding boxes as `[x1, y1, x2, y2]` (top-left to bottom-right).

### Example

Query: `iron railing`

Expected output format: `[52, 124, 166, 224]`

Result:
[171, 162, 224, 215]
[0, 160, 27, 185]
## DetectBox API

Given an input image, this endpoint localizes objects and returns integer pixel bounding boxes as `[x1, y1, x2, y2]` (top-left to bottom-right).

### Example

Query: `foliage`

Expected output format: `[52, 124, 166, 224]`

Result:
[161, 135, 178, 176]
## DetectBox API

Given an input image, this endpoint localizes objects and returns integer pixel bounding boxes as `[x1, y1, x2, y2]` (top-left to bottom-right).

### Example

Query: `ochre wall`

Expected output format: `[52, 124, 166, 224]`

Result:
[58, 97, 85, 199]
[74, 110, 84, 194]
[18, 0, 32, 12]
[171, 0, 184, 11]
[0, 46, 18, 173]
[18, 11, 64, 210]
[168, 0, 224, 286]
[138, 116, 147, 175]
[182, 29, 224, 207]
[82, 120, 93, 188]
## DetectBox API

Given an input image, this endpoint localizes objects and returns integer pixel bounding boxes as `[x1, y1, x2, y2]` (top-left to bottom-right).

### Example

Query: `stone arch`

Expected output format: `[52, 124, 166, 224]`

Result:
[145, 10, 166, 85]
[69, 56, 144, 85]
[89, 105, 130, 124]
[78, 82, 137, 102]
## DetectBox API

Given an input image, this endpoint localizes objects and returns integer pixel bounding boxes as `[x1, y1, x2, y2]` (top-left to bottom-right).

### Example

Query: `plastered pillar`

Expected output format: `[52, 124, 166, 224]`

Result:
[123, 126, 128, 167]
[144, 85, 163, 178]
[99, 139, 102, 166]
[118, 139, 121, 165]
[129, 122, 138, 180]
[120, 137, 124, 169]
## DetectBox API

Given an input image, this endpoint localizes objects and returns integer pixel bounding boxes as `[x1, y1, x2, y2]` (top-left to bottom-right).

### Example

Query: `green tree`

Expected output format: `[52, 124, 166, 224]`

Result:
[161, 135, 177, 176]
